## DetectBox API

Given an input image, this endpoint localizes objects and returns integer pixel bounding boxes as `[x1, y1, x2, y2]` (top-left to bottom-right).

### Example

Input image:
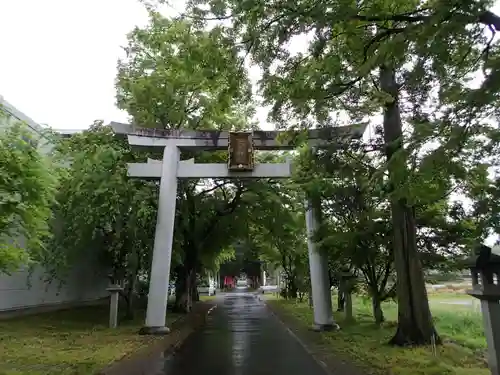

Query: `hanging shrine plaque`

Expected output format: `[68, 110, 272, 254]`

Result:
[228, 132, 254, 171]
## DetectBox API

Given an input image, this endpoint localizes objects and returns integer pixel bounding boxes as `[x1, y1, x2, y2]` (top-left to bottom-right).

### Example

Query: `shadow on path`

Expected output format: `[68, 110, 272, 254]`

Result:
[162, 291, 328, 375]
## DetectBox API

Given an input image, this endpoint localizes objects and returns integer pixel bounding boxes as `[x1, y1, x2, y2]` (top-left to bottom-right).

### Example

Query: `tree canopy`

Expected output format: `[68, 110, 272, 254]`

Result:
[181, 0, 500, 344]
[115, 10, 262, 312]
[0, 117, 57, 274]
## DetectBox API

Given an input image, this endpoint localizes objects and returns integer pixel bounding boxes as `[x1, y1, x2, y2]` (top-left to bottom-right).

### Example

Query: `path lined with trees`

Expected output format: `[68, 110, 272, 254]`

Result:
[163, 292, 332, 375]
[2, 0, 500, 374]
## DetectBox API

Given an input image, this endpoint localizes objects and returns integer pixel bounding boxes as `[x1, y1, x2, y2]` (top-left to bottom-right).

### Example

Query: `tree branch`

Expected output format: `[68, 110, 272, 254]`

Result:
[198, 181, 231, 196]
[479, 10, 500, 31]
[199, 185, 245, 244]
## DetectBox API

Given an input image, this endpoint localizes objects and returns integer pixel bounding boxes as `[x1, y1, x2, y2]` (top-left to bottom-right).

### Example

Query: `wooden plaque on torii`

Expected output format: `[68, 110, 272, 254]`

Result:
[227, 132, 254, 171]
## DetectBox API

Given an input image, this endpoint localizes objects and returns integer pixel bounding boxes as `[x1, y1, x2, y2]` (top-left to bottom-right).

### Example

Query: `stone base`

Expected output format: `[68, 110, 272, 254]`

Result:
[310, 323, 340, 332]
[138, 326, 171, 335]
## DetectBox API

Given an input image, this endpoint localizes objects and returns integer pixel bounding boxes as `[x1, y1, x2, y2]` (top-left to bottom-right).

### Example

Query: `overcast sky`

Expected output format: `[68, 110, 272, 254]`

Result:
[0, 0, 166, 129]
[0, 1, 498, 132]
[0, 0, 274, 130]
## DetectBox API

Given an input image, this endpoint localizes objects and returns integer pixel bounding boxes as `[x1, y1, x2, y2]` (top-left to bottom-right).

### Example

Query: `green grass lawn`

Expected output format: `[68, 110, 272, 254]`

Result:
[199, 295, 217, 301]
[0, 304, 182, 375]
[428, 291, 473, 300]
[268, 293, 488, 375]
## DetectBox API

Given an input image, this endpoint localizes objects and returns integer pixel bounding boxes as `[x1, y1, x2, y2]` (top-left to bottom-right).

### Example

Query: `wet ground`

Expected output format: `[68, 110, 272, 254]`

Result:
[162, 290, 327, 375]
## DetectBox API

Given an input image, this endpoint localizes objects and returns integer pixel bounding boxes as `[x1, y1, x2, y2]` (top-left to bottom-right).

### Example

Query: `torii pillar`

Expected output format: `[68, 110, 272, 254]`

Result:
[306, 196, 337, 331]
[139, 141, 179, 334]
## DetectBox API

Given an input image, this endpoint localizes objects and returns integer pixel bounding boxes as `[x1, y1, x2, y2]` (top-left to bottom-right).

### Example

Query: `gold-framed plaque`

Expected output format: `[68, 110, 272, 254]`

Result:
[228, 132, 254, 171]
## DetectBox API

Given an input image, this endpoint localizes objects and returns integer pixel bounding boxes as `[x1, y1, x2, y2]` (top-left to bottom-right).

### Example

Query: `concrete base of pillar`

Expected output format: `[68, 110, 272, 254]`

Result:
[138, 326, 171, 335]
[310, 323, 340, 332]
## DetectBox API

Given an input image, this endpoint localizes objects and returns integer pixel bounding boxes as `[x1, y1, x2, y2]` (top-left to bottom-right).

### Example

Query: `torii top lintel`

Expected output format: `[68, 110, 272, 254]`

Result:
[110, 121, 367, 150]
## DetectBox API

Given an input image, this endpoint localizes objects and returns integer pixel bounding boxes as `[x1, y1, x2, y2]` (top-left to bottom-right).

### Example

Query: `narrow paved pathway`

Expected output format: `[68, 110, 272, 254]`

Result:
[162, 291, 327, 375]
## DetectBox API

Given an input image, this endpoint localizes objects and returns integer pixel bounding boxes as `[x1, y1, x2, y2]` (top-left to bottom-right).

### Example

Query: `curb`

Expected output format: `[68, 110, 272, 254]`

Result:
[163, 304, 218, 359]
[262, 298, 370, 375]
[260, 297, 331, 375]
[96, 302, 217, 375]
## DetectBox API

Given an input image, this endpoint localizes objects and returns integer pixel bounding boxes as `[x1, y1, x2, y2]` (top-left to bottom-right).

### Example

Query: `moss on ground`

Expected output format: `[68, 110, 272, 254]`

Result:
[0, 304, 182, 375]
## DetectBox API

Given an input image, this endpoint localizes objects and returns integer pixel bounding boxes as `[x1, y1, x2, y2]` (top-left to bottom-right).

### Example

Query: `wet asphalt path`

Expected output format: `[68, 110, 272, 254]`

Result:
[162, 290, 327, 375]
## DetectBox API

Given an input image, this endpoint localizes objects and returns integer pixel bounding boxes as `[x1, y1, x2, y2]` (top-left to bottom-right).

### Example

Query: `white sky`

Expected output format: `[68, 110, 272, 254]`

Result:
[0, 0, 272, 130]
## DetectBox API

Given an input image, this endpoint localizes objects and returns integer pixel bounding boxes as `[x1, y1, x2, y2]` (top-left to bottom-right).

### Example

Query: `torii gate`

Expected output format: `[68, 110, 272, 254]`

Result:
[111, 122, 366, 334]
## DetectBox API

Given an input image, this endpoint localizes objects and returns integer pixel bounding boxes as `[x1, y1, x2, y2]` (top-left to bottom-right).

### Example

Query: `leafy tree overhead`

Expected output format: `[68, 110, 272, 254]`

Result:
[302, 144, 478, 324]
[171, 178, 252, 310]
[0, 118, 57, 274]
[245, 178, 310, 299]
[116, 11, 258, 312]
[116, 14, 253, 130]
[185, 0, 500, 345]
[309, 149, 396, 324]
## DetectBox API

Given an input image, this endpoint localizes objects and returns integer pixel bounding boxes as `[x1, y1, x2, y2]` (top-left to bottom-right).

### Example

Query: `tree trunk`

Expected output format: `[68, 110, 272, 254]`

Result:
[345, 292, 354, 322]
[308, 285, 313, 308]
[372, 295, 385, 324]
[364, 270, 387, 324]
[380, 64, 440, 346]
[337, 289, 345, 312]
[174, 269, 188, 313]
[191, 272, 199, 302]
[287, 276, 298, 299]
[187, 270, 195, 311]
[174, 265, 195, 313]
[124, 276, 137, 320]
[174, 241, 200, 313]
[174, 270, 196, 313]
[123, 259, 140, 320]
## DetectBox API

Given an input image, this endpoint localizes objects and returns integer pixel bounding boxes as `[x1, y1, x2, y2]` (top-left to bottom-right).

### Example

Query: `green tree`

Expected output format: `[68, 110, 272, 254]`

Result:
[116, 13, 253, 130]
[0, 118, 57, 274]
[51, 123, 158, 318]
[465, 161, 500, 246]
[245, 179, 309, 299]
[304, 145, 477, 323]
[186, 0, 500, 345]
[312, 151, 395, 323]
[171, 179, 251, 311]
[116, 11, 256, 312]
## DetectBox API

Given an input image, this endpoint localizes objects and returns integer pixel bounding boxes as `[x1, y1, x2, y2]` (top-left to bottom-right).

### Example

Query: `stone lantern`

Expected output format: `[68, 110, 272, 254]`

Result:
[340, 271, 357, 322]
[466, 245, 500, 375]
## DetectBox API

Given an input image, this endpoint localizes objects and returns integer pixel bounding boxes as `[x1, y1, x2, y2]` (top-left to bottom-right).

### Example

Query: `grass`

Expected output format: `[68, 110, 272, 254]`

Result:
[268, 292, 489, 375]
[199, 295, 217, 301]
[0, 304, 182, 375]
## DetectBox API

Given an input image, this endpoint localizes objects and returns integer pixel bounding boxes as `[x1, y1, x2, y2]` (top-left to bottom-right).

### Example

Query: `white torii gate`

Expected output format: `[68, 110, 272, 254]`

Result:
[111, 122, 366, 334]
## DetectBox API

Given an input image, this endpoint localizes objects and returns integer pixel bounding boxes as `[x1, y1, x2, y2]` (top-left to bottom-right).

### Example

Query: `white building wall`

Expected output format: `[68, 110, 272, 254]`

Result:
[0, 97, 109, 313]
[0, 254, 109, 312]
